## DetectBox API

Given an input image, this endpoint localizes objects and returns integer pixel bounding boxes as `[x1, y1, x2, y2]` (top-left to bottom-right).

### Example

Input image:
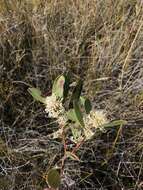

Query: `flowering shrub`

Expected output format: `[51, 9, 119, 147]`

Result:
[28, 74, 126, 189]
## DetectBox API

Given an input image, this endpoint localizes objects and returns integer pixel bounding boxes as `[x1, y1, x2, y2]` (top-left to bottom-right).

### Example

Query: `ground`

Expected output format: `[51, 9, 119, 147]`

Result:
[0, 0, 143, 189]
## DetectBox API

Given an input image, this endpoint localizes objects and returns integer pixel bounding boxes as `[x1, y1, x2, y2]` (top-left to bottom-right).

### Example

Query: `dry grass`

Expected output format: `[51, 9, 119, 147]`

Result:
[0, 0, 143, 189]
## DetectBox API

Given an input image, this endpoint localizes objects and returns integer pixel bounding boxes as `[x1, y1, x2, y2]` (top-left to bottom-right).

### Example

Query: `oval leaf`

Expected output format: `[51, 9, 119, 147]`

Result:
[47, 168, 61, 189]
[70, 127, 82, 143]
[69, 79, 83, 108]
[73, 101, 84, 127]
[80, 96, 86, 105]
[66, 109, 77, 122]
[73, 80, 83, 101]
[85, 98, 92, 114]
[63, 73, 70, 101]
[52, 75, 65, 98]
[80, 97, 92, 114]
[28, 88, 46, 103]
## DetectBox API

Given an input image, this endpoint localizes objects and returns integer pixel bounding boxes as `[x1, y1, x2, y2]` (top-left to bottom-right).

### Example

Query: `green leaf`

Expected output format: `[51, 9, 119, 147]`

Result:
[85, 99, 92, 114]
[73, 79, 83, 100]
[52, 75, 65, 98]
[69, 79, 83, 108]
[73, 101, 84, 127]
[28, 88, 46, 103]
[71, 127, 82, 142]
[66, 109, 77, 122]
[80, 96, 86, 105]
[46, 168, 61, 189]
[80, 97, 92, 114]
[102, 120, 127, 128]
[63, 73, 70, 100]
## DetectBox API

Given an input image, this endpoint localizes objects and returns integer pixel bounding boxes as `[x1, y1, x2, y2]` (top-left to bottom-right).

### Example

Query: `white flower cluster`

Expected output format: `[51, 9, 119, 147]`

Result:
[45, 94, 109, 140]
[45, 94, 67, 125]
[83, 110, 109, 140]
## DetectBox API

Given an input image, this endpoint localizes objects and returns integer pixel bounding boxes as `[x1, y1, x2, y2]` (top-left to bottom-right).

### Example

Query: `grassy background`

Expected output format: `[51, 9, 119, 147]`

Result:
[0, 0, 143, 189]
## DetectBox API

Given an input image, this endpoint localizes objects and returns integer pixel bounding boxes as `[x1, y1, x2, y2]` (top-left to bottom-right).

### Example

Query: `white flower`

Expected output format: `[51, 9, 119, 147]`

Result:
[58, 115, 67, 125]
[83, 110, 109, 140]
[45, 94, 67, 125]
